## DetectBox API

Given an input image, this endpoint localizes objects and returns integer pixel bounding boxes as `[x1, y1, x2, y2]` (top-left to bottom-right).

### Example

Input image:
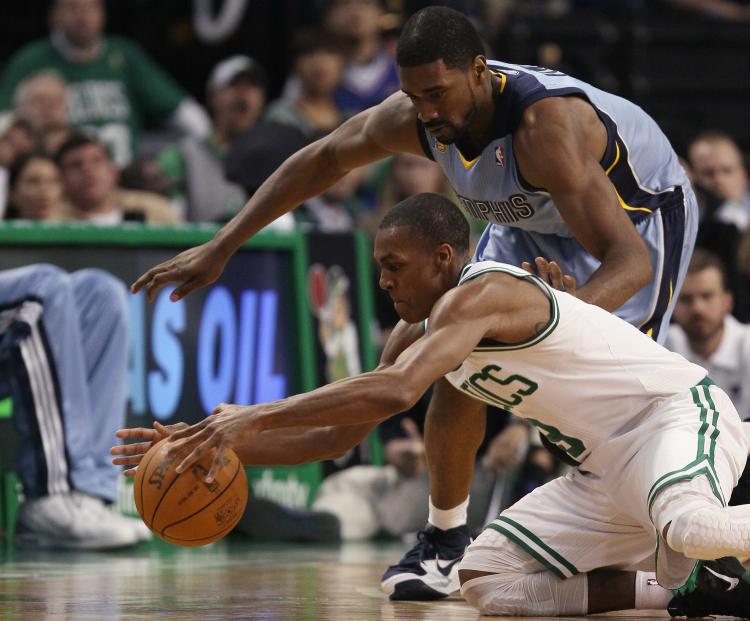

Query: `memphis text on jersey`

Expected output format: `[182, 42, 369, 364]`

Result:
[457, 193, 535, 224]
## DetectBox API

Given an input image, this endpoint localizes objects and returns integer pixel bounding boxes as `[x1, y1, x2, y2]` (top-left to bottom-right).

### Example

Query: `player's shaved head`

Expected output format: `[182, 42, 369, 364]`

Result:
[379, 192, 470, 255]
[397, 7, 484, 70]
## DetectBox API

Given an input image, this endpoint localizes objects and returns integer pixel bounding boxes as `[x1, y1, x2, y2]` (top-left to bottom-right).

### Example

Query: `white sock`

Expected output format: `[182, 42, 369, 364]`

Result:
[634, 571, 672, 610]
[428, 496, 469, 530]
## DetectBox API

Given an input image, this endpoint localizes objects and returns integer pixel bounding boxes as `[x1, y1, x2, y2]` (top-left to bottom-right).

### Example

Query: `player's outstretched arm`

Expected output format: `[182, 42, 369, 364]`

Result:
[111, 319, 426, 475]
[132, 93, 424, 301]
[165, 289, 492, 481]
[514, 96, 652, 312]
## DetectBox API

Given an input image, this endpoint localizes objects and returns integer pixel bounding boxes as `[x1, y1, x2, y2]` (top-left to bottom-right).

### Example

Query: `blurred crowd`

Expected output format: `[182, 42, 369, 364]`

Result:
[1, 0, 749, 548]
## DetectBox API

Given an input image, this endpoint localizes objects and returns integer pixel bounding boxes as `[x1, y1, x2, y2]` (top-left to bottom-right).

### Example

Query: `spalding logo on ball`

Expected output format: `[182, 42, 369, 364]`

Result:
[133, 438, 248, 546]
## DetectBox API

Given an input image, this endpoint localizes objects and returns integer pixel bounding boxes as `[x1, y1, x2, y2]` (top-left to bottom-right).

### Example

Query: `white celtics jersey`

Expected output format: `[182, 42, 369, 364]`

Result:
[443, 261, 707, 463]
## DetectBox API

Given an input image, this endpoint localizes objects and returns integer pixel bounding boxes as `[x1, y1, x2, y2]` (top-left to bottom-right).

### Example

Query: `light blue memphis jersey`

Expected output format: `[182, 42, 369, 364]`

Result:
[417, 61, 699, 342]
[418, 61, 690, 236]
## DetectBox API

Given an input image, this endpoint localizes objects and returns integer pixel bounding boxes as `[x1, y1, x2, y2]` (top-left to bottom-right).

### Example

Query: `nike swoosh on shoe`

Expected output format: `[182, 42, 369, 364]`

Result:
[705, 566, 740, 591]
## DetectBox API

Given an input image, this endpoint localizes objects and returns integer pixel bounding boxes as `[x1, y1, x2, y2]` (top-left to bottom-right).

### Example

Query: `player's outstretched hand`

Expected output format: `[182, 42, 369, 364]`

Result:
[111, 421, 189, 477]
[130, 240, 230, 302]
[166, 403, 260, 484]
[521, 257, 577, 295]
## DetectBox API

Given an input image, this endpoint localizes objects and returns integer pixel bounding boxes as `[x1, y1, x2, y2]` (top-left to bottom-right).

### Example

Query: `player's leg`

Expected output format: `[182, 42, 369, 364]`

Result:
[425, 377, 486, 519]
[623, 380, 750, 617]
[458, 474, 671, 616]
[380, 378, 485, 600]
[648, 382, 750, 561]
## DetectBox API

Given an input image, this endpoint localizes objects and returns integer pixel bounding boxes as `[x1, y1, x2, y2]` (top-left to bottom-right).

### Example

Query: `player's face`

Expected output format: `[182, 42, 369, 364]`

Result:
[399, 59, 481, 145]
[374, 225, 451, 323]
[673, 267, 732, 341]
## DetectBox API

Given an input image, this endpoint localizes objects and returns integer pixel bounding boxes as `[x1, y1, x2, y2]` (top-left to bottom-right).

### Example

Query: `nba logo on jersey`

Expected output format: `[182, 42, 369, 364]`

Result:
[495, 145, 505, 167]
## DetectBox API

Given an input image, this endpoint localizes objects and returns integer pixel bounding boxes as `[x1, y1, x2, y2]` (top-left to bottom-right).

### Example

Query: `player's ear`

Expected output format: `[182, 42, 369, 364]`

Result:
[472, 55, 487, 82]
[436, 243, 453, 268]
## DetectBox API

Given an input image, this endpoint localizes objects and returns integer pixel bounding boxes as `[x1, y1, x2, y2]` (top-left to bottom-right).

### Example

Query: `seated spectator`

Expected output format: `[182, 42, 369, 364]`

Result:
[156, 55, 265, 223]
[322, 0, 400, 115]
[666, 248, 750, 422]
[363, 153, 451, 239]
[0, 119, 36, 218]
[265, 30, 346, 139]
[0, 264, 148, 548]
[0, 0, 210, 166]
[13, 71, 73, 158]
[295, 168, 368, 232]
[689, 131, 750, 233]
[687, 131, 750, 319]
[6, 153, 64, 220]
[54, 134, 179, 225]
[224, 123, 308, 223]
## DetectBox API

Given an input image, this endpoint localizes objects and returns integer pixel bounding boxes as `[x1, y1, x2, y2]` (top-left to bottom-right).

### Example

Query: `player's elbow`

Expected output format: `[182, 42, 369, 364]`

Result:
[608, 237, 652, 293]
[383, 380, 423, 413]
[631, 243, 653, 290]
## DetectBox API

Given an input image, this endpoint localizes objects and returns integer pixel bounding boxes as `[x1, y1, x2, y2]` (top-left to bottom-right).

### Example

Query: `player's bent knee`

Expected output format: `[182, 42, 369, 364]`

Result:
[459, 570, 519, 616]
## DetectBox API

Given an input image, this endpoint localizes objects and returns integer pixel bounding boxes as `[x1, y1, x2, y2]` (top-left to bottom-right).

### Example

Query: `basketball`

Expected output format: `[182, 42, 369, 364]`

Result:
[133, 438, 248, 546]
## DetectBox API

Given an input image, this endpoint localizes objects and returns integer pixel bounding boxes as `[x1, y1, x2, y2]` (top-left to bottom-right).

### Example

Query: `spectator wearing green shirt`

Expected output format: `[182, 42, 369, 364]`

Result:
[0, 0, 210, 167]
[13, 71, 74, 158]
[156, 56, 267, 223]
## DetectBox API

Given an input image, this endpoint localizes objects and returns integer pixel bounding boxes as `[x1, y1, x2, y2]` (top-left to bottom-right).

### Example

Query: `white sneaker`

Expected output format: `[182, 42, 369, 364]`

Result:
[74, 493, 152, 542]
[16, 493, 139, 550]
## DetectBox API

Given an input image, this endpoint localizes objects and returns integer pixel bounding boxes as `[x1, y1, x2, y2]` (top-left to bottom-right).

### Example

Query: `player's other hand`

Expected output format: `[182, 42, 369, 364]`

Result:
[111, 421, 189, 477]
[384, 418, 426, 478]
[482, 421, 530, 473]
[521, 257, 577, 295]
[130, 240, 230, 302]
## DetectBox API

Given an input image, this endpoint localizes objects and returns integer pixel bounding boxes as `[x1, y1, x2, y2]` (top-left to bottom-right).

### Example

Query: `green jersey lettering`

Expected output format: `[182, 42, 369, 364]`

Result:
[461, 364, 538, 409]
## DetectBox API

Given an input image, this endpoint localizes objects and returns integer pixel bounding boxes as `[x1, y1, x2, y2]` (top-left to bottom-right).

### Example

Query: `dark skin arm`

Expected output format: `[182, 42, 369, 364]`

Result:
[514, 96, 653, 311]
[132, 93, 424, 301]
[160, 274, 547, 481]
[111, 318, 426, 475]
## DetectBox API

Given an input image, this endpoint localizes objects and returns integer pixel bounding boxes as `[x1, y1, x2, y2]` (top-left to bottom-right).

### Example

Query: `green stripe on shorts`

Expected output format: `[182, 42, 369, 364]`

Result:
[491, 516, 579, 578]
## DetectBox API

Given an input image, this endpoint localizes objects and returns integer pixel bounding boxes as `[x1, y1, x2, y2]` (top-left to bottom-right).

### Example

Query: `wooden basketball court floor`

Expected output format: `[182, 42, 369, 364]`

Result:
[0, 538, 670, 621]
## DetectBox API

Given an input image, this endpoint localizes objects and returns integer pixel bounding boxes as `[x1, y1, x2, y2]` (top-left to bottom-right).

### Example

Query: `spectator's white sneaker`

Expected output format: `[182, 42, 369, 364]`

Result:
[16, 493, 139, 550]
[76, 494, 152, 542]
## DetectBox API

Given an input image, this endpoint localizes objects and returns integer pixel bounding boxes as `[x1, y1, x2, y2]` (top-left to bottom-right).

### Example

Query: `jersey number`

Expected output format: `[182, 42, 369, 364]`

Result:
[525, 417, 586, 459]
